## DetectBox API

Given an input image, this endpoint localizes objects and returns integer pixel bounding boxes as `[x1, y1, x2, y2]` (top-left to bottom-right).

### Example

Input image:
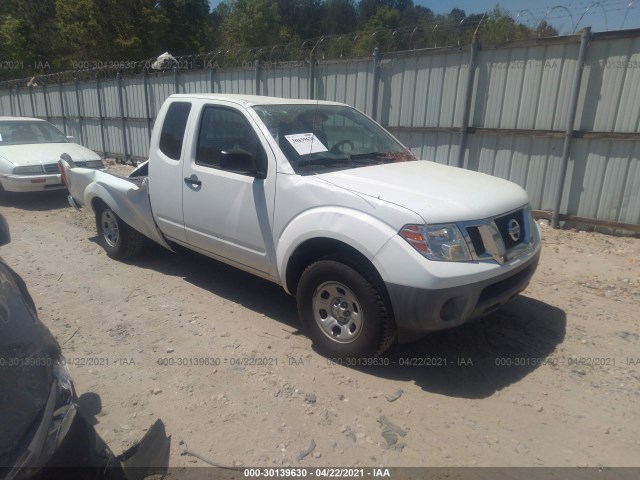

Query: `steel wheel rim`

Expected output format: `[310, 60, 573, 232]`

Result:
[312, 281, 363, 344]
[101, 210, 119, 248]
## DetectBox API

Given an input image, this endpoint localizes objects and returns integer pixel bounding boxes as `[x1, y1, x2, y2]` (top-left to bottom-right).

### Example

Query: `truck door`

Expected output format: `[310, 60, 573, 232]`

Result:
[181, 103, 276, 277]
[149, 101, 192, 243]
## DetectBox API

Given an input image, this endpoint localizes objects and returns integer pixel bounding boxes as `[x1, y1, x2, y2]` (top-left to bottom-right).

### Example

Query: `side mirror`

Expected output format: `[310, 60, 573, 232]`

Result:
[0, 214, 10, 246]
[220, 149, 266, 179]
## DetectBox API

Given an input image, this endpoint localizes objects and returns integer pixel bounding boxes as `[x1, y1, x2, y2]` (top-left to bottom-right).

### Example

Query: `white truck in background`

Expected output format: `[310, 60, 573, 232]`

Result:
[60, 94, 541, 358]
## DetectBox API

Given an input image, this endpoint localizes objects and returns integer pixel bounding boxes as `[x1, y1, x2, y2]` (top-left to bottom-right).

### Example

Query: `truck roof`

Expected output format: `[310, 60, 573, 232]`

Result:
[0, 116, 45, 122]
[168, 94, 346, 107]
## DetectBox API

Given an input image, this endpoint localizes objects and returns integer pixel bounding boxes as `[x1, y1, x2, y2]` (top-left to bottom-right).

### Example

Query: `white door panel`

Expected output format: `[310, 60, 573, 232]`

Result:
[149, 101, 194, 243]
[182, 102, 276, 276]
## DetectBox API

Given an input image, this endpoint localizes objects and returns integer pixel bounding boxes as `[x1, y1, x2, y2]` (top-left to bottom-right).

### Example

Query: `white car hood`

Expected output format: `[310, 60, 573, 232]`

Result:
[0, 142, 100, 167]
[315, 160, 530, 224]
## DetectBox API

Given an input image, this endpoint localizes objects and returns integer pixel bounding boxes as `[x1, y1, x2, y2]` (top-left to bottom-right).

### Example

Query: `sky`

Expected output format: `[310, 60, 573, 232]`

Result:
[208, 0, 640, 34]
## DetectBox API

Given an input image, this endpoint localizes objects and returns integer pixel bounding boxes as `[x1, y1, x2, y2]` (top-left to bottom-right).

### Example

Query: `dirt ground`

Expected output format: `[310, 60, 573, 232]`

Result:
[1, 164, 639, 469]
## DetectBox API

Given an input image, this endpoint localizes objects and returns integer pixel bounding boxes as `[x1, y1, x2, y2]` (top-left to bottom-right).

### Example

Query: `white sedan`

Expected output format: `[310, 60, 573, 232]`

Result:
[0, 117, 105, 192]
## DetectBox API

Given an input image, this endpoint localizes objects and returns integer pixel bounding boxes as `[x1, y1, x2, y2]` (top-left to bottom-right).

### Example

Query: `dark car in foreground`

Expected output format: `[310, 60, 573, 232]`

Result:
[0, 214, 169, 480]
[0, 215, 78, 479]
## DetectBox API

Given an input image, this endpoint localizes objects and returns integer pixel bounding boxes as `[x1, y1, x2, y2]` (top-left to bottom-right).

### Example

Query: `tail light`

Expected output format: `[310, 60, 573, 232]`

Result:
[57, 160, 68, 186]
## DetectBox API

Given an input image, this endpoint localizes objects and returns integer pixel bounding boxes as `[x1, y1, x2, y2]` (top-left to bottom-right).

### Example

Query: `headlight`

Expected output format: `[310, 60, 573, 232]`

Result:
[399, 223, 472, 261]
[13, 165, 44, 175]
[85, 159, 104, 169]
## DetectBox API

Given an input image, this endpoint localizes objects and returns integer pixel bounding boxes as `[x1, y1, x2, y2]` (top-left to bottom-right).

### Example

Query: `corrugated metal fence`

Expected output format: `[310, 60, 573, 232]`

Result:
[1, 28, 639, 229]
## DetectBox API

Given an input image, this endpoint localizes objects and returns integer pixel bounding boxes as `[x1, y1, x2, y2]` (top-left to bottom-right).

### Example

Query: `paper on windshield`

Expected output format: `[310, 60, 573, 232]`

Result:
[284, 133, 328, 156]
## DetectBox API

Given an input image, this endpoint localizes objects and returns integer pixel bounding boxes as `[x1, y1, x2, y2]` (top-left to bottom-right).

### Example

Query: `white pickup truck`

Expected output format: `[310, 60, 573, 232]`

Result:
[60, 94, 541, 358]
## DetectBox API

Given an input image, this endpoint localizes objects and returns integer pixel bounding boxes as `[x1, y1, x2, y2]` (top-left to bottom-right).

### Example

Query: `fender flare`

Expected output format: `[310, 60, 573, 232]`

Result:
[84, 181, 173, 251]
[276, 207, 398, 294]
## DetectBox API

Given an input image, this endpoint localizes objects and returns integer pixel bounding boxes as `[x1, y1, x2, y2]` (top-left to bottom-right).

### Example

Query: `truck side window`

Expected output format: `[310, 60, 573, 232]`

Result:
[196, 106, 265, 173]
[159, 102, 191, 160]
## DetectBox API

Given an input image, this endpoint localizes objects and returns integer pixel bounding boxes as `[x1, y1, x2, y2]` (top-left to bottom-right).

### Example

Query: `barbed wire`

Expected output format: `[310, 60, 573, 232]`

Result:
[0, 7, 632, 90]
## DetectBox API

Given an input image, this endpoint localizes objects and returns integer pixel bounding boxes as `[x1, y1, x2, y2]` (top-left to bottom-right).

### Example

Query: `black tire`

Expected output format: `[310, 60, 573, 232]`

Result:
[297, 257, 396, 358]
[95, 204, 144, 260]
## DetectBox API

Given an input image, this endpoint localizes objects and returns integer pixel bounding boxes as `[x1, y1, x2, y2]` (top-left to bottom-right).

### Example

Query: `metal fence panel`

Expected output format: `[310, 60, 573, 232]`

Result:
[465, 133, 565, 212]
[263, 64, 310, 99]
[392, 129, 460, 167]
[561, 138, 640, 222]
[578, 36, 640, 133]
[122, 77, 147, 119]
[126, 120, 150, 158]
[148, 73, 174, 117]
[83, 119, 103, 153]
[385, 51, 467, 129]
[181, 70, 211, 94]
[80, 81, 100, 118]
[473, 42, 580, 130]
[318, 59, 373, 115]
[215, 68, 256, 94]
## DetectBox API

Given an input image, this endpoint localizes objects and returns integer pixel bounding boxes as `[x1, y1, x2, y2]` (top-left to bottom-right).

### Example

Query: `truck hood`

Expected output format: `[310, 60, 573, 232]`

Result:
[0, 142, 100, 167]
[316, 161, 530, 223]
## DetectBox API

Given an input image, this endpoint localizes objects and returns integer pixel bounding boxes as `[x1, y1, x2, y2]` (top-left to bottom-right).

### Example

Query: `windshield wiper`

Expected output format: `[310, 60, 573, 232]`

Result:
[297, 156, 350, 166]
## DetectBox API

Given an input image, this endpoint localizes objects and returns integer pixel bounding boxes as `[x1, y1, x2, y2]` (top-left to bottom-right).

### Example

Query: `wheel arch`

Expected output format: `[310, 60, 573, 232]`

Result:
[284, 237, 388, 299]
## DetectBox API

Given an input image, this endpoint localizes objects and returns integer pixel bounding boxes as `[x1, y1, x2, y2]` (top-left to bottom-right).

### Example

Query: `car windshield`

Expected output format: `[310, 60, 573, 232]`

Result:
[252, 104, 416, 174]
[0, 120, 68, 145]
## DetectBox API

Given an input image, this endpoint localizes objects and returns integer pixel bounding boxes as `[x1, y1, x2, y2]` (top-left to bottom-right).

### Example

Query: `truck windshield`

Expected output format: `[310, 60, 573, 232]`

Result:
[252, 104, 415, 174]
[0, 120, 69, 145]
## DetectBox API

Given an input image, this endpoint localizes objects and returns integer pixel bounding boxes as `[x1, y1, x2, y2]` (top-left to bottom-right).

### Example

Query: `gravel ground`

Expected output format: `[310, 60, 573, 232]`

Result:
[1, 164, 639, 469]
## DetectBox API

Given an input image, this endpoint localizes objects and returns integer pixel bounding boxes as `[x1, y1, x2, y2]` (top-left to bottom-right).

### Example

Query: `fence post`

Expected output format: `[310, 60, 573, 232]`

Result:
[457, 34, 479, 169]
[96, 77, 107, 157]
[28, 84, 36, 117]
[309, 55, 316, 99]
[174, 67, 179, 94]
[58, 81, 67, 135]
[209, 65, 215, 93]
[74, 78, 85, 145]
[255, 60, 261, 95]
[117, 72, 129, 163]
[143, 70, 152, 140]
[371, 48, 381, 121]
[43, 83, 50, 120]
[16, 85, 22, 116]
[552, 27, 591, 228]
[9, 84, 15, 116]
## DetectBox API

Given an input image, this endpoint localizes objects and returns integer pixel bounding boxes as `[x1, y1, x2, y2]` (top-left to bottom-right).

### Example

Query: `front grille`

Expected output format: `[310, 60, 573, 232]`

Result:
[494, 209, 525, 250]
[461, 208, 531, 264]
[478, 263, 534, 304]
[466, 226, 485, 256]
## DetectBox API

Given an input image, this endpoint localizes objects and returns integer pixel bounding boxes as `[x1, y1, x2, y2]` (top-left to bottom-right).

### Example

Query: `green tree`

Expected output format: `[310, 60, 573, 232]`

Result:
[155, 0, 212, 55]
[324, 0, 358, 34]
[0, 0, 58, 78]
[54, 0, 104, 65]
[220, 0, 292, 52]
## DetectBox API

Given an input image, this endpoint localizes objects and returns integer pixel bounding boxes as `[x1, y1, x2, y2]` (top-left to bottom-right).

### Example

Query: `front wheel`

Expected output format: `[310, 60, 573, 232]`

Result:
[95, 205, 144, 260]
[297, 259, 396, 358]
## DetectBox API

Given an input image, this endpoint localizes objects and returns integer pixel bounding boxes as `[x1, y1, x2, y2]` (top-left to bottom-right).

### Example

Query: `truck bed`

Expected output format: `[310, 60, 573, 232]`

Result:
[61, 159, 171, 250]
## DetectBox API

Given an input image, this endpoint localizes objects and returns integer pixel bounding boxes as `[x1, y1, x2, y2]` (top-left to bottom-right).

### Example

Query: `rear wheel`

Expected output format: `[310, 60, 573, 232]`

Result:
[95, 205, 144, 260]
[297, 258, 396, 358]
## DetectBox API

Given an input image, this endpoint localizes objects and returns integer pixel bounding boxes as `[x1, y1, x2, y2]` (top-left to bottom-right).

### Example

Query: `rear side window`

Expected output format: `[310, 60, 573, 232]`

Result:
[159, 102, 191, 160]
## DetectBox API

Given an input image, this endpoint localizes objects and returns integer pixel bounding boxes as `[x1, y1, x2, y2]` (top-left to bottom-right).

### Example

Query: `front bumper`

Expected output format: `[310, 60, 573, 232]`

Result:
[0, 173, 65, 192]
[386, 249, 540, 342]
[1, 363, 77, 479]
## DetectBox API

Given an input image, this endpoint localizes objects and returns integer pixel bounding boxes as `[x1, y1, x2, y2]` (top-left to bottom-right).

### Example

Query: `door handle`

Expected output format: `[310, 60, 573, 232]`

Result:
[184, 176, 202, 187]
